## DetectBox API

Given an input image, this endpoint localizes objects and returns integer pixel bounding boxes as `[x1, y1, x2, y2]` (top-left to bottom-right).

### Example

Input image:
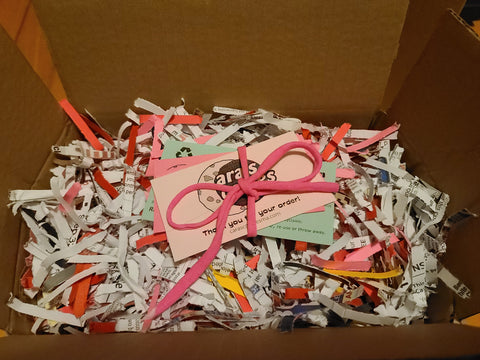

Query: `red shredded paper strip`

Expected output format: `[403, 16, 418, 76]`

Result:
[136, 233, 167, 249]
[20, 268, 33, 289]
[168, 115, 203, 125]
[333, 249, 348, 262]
[234, 293, 253, 312]
[365, 205, 377, 221]
[93, 168, 119, 199]
[322, 123, 351, 161]
[81, 114, 114, 145]
[227, 271, 253, 313]
[90, 274, 107, 286]
[301, 128, 311, 140]
[285, 288, 311, 299]
[89, 321, 116, 333]
[396, 240, 409, 262]
[125, 125, 139, 166]
[295, 241, 308, 251]
[137, 176, 151, 190]
[359, 282, 382, 307]
[245, 254, 260, 270]
[59, 99, 104, 151]
[348, 298, 363, 307]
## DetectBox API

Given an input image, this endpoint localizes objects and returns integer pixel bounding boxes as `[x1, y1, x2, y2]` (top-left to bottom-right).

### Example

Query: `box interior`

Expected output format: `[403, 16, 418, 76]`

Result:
[377, 9, 480, 321]
[1, 1, 480, 357]
[32, 0, 410, 130]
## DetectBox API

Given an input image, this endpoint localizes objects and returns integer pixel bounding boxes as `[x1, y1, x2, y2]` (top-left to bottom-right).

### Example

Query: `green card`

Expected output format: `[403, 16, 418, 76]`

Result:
[142, 140, 232, 221]
[160, 140, 233, 159]
[257, 162, 336, 245]
[144, 140, 336, 246]
[141, 190, 156, 221]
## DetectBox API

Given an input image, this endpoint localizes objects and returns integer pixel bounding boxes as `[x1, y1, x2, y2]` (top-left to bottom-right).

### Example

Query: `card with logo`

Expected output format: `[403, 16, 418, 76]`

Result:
[142, 141, 231, 222]
[151, 132, 336, 260]
[147, 140, 335, 244]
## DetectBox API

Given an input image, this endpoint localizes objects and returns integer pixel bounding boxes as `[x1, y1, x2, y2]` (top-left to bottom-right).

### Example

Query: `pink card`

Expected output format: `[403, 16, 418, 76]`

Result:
[151, 132, 336, 260]
[152, 153, 228, 233]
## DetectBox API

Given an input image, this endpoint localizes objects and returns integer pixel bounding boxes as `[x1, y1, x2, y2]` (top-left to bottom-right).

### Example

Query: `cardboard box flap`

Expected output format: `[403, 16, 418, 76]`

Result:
[0, 26, 66, 330]
[379, 9, 480, 319]
[1, 324, 480, 359]
[33, 0, 408, 131]
[381, 0, 465, 110]
[384, 9, 480, 219]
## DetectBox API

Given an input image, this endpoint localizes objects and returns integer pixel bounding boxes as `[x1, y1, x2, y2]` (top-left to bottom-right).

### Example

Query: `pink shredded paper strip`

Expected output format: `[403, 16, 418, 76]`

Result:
[59, 182, 82, 213]
[335, 168, 356, 179]
[311, 255, 372, 271]
[344, 234, 400, 262]
[345, 123, 399, 153]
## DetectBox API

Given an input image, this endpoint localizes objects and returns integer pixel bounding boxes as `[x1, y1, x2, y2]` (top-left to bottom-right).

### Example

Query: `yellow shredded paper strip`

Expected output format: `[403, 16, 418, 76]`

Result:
[323, 267, 403, 279]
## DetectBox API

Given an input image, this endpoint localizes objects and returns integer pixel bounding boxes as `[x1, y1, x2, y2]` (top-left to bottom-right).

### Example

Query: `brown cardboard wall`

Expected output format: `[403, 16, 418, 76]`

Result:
[380, 10, 480, 320]
[1, 324, 480, 359]
[384, 9, 480, 214]
[8, 122, 82, 335]
[381, 0, 465, 110]
[0, 26, 66, 331]
[33, 0, 408, 131]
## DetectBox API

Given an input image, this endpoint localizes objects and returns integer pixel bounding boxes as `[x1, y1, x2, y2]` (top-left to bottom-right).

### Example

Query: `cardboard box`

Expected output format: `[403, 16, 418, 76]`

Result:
[1, 0, 479, 358]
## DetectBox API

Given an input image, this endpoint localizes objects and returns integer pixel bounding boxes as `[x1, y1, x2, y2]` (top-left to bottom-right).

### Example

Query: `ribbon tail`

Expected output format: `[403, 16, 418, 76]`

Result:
[142, 191, 240, 329]
[246, 195, 257, 237]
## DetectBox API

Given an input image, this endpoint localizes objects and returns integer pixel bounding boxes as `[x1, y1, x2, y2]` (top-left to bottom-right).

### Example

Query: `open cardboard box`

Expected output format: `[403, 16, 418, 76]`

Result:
[1, 0, 479, 358]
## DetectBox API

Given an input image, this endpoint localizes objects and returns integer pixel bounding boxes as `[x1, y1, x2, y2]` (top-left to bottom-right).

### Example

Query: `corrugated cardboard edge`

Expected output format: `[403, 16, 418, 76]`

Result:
[377, 9, 480, 321]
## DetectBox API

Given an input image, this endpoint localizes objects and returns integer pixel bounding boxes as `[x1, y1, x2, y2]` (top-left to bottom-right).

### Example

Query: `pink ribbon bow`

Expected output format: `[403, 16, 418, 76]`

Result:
[142, 141, 339, 329]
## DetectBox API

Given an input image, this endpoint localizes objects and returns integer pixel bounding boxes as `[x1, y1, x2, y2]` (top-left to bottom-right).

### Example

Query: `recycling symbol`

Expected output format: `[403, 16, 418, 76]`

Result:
[175, 147, 193, 158]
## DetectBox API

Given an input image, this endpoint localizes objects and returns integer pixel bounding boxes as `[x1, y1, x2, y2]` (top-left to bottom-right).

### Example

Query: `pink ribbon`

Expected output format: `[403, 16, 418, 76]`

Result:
[142, 141, 339, 329]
